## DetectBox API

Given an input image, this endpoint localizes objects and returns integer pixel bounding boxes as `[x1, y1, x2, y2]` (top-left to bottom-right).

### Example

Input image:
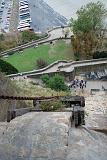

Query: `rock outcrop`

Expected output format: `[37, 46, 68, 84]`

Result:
[0, 110, 107, 160]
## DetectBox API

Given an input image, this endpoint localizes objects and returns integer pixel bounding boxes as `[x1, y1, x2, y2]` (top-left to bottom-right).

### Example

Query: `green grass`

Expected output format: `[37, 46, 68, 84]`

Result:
[3, 40, 74, 72]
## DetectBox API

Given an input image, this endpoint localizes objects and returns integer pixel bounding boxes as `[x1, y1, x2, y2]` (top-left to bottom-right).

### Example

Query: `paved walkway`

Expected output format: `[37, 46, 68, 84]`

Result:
[8, 58, 107, 78]
[86, 81, 107, 90]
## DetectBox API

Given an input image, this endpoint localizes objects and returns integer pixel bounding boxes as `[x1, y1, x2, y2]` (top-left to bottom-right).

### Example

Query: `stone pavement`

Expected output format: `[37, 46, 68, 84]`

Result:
[86, 80, 107, 90]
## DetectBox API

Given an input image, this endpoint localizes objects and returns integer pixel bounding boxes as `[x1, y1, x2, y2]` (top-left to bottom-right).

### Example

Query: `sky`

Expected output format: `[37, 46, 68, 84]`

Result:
[44, 0, 107, 20]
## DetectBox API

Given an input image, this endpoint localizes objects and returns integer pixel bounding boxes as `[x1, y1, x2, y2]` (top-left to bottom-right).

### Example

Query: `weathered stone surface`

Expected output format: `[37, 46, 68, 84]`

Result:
[0, 92, 107, 160]
[0, 113, 70, 160]
[85, 92, 107, 130]
[67, 127, 107, 160]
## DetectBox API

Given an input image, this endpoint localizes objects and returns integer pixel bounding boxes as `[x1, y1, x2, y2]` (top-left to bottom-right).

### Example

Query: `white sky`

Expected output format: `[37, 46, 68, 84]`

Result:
[44, 0, 107, 19]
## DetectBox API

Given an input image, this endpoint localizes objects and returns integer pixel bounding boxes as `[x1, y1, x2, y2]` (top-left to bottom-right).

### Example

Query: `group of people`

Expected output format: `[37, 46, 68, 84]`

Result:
[69, 79, 87, 90]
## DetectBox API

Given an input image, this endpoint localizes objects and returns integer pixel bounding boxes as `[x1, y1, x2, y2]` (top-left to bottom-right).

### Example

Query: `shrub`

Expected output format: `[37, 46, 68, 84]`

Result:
[74, 52, 80, 61]
[49, 75, 68, 91]
[0, 40, 17, 52]
[0, 59, 18, 74]
[22, 30, 39, 43]
[93, 51, 107, 59]
[40, 100, 63, 111]
[41, 74, 68, 91]
[41, 74, 49, 86]
[36, 58, 48, 69]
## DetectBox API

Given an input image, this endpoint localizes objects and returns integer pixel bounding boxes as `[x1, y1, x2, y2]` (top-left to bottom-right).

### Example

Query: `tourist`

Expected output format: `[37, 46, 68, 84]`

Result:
[102, 85, 105, 91]
[84, 81, 87, 88]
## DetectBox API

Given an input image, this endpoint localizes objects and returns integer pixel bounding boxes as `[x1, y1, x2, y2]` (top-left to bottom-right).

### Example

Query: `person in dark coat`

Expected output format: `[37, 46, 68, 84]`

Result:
[80, 82, 82, 89]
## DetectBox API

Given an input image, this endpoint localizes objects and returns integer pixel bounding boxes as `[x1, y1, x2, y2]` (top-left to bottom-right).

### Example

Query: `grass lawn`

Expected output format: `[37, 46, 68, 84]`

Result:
[3, 40, 74, 72]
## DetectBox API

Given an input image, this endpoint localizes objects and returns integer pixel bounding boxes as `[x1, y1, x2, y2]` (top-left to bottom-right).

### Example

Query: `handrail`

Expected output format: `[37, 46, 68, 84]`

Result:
[0, 95, 60, 100]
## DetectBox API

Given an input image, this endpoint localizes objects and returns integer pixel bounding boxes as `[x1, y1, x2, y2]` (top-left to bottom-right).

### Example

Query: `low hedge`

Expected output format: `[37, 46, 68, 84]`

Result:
[93, 51, 107, 59]
[0, 59, 18, 74]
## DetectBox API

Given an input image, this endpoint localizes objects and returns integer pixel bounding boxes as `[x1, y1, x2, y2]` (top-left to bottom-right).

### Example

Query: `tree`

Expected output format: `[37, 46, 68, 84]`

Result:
[0, 32, 21, 52]
[22, 30, 39, 43]
[70, 1, 107, 58]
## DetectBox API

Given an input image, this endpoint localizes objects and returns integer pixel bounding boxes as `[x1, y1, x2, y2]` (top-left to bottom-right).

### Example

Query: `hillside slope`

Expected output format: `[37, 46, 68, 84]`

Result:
[0, 73, 26, 121]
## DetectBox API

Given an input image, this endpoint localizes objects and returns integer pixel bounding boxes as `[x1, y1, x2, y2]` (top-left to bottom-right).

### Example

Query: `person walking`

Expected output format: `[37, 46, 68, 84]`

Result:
[102, 85, 105, 91]
[79, 82, 82, 89]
